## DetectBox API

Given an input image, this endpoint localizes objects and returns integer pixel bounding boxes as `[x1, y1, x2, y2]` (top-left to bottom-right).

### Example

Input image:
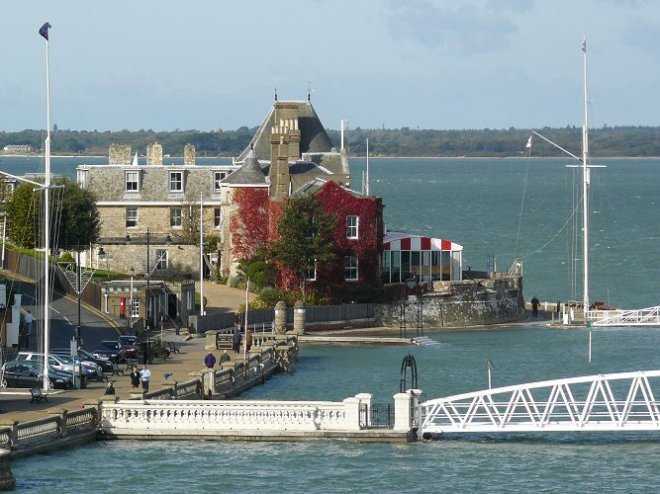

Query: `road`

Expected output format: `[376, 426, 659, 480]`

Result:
[4, 279, 119, 357]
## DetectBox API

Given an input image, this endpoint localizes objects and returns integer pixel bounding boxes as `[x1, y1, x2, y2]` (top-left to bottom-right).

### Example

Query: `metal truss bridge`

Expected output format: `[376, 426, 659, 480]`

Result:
[419, 370, 660, 436]
[588, 306, 660, 327]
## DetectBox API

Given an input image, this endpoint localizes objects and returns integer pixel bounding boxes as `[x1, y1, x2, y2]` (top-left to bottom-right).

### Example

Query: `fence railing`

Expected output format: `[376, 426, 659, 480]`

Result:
[0, 407, 98, 452]
[4, 249, 377, 332]
[4, 249, 101, 310]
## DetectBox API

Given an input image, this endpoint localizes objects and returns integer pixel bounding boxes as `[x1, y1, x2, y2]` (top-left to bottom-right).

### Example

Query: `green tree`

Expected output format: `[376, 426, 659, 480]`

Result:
[5, 183, 39, 249]
[5, 179, 100, 251]
[55, 178, 101, 251]
[267, 195, 336, 295]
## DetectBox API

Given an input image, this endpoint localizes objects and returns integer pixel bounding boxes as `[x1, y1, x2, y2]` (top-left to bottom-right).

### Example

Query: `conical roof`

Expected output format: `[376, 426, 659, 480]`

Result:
[222, 148, 268, 186]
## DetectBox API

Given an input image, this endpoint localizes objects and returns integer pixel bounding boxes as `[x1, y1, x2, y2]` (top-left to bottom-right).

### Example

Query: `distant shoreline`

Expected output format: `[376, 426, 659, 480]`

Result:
[3, 154, 660, 160]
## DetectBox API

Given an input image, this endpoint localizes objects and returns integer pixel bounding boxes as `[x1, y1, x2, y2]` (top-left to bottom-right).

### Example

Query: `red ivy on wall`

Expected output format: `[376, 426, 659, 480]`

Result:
[313, 181, 384, 300]
[230, 187, 271, 262]
[230, 181, 384, 302]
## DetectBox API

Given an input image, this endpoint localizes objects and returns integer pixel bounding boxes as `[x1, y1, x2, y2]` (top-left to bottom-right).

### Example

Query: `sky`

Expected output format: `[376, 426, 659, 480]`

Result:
[1, 0, 659, 132]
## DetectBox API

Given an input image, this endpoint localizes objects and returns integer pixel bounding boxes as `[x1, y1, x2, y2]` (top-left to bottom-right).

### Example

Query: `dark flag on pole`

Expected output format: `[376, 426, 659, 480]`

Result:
[39, 22, 51, 40]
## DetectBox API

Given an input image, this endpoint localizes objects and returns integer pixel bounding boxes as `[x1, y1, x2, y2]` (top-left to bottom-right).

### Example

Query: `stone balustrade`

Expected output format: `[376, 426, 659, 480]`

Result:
[99, 392, 414, 439]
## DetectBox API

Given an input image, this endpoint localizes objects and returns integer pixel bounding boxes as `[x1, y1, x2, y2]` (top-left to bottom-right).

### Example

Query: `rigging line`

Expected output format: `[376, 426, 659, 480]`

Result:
[513, 149, 532, 258]
[510, 196, 582, 262]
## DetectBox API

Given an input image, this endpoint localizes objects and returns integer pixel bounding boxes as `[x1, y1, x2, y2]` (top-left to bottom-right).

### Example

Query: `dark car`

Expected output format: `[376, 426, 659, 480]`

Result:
[119, 335, 139, 359]
[93, 340, 126, 363]
[1, 360, 73, 389]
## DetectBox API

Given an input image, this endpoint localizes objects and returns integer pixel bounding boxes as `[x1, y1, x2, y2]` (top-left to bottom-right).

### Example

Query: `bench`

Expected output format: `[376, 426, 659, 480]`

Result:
[216, 333, 234, 351]
[166, 342, 181, 354]
[30, 387, 48, 403]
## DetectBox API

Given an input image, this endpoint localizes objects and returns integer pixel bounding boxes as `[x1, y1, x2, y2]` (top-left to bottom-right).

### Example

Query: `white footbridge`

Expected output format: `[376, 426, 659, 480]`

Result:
[419, 370, 660, 436]
[588, 306, 660, 327]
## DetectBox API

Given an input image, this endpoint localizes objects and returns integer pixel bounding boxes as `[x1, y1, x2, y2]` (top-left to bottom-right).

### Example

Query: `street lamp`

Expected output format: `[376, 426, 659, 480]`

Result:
[76, 244, 82, 347]
[129, 267, 135, 330]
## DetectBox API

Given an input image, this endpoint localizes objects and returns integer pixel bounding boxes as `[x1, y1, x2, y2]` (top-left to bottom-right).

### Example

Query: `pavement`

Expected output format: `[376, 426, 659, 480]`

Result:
[0, 281, 254, 423]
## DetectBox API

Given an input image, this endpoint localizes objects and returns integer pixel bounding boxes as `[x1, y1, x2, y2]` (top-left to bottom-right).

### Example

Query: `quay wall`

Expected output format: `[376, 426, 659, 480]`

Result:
[0, 337, 297, 460]
[376, 274, 525, 328]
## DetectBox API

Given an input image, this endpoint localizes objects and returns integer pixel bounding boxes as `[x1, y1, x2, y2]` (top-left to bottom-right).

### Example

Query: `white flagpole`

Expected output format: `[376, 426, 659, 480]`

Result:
[581, 36, 590, 319]
[365, 138, 370, 196]
[41, 22, 52, 391]
[199, 192, 204, 331]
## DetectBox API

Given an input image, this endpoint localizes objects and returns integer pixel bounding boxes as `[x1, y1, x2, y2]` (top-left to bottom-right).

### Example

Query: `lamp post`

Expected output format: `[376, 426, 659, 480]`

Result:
[76, 245, 82, 347]
[146, 229, 151, 364]
[129, 267, 135, 330]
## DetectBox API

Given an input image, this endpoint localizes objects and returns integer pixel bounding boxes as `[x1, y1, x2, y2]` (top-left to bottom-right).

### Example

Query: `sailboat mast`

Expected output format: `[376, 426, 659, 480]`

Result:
[581, 37, 590, 317]
[41, 22, 52, 391]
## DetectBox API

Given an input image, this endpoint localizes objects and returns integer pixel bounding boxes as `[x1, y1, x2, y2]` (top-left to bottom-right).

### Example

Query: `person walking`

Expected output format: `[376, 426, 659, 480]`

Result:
[204, 350, 216, 369]
[130, 366, 140, 388]
[140, 365, 151, 393]
[232, 328, 242, 353]
[531, 297, 540, 317]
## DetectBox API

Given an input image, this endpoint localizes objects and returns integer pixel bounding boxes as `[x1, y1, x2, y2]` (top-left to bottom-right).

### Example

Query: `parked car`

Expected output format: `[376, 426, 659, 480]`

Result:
[118, 335, 139, 359]
[16, 351, 87, 388]
[1, 360, 73, 389]
[93, 340, 126, 363]
[50, 350, 104, 382]
[17, 351, 78, 375]
[53, 348, 113, 373]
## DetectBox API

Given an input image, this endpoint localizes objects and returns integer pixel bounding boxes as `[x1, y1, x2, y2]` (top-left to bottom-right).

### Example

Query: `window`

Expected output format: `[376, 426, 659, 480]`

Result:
[155, 249, 168, 270]
[130, 299, 140, 318]
[125, 171, 139, 191]
[169, 171, 183, 192]
[214, 171, 227, 191]
[346, 215, 359, 239]
[170, 207, 182, 228]
[126, 208, 138, 228]
[214, 207, 223, 229]
[305, 260, 317, 281]
[344, 256, 358, 281]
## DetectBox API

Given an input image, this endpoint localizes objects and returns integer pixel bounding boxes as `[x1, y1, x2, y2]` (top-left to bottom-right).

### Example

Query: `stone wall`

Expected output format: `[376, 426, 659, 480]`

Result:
[376, 274, 525, 328]
[97, 205, 220, 240]
[95, 243, 202, 278]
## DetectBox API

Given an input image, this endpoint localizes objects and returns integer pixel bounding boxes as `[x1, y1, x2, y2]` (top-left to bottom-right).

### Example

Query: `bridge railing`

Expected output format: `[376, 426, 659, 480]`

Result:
[588, 306, 660, 327]
[420, 370, 660, 435]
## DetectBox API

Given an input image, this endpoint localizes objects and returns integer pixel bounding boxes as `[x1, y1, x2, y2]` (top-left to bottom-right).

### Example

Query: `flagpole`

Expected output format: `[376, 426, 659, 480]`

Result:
[199, 192, 204, 333]
[40, 22, 52, 391]
[365, 138, 370, 196]
[581, 36, 590, 319]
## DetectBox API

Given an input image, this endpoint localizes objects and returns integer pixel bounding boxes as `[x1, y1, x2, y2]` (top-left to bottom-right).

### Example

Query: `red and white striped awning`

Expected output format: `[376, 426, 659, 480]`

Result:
[383, 231, 463, 252]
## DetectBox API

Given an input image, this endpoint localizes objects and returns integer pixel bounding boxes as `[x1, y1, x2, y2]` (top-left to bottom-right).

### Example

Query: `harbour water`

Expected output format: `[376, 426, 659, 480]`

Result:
[4, 155, 660, 492]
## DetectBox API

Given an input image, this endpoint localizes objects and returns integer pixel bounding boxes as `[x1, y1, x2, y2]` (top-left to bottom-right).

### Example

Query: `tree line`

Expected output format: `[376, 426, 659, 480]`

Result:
[2, 126, 660, 157]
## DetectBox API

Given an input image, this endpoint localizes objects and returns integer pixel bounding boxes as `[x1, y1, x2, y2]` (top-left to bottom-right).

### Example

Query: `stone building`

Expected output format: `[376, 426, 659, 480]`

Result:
[220, 97, 384, 299]
[77, 144, 236, 293]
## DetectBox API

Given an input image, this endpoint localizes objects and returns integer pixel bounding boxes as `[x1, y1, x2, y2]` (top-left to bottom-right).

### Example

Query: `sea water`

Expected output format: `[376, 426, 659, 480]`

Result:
[12, 327, 660, 493]
[4, 156, 660, 492]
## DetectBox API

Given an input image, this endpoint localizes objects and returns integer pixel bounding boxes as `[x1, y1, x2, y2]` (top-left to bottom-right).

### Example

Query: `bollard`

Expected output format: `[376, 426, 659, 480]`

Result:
[293, 300, 306, 335]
